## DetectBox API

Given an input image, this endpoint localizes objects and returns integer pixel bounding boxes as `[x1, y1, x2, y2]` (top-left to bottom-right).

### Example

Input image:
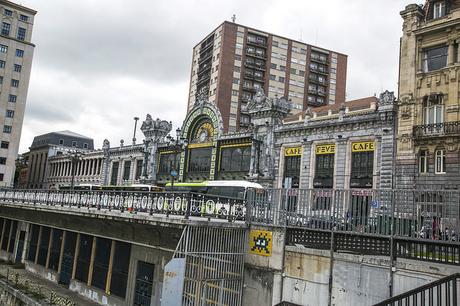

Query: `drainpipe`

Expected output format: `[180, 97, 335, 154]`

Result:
[327, 231, 335, 306]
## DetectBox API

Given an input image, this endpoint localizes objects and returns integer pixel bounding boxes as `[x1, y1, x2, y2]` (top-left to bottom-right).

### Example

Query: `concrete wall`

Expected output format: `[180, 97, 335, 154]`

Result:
[281, 246, 460, 306]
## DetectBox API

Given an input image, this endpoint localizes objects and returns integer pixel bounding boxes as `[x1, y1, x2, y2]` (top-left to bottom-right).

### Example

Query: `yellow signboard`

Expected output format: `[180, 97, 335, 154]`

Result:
[249, 230, 272, 256]
[352, 141, 375, 152]
[316, 144, 335, 155]
[285, 147, 302, 156]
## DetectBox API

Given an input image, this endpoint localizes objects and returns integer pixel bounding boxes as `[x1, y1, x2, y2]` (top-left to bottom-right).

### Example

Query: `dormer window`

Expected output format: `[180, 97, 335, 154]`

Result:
[433, 1, 446, 19]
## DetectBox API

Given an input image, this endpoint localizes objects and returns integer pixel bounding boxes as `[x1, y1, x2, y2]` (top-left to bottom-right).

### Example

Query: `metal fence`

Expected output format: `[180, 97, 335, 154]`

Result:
[248, 188, 460, 241]
[374, 273, 460, 306]
[0, 188, 459, 243]
[173, 226, 246, 306]
[0, 189, 245, 221]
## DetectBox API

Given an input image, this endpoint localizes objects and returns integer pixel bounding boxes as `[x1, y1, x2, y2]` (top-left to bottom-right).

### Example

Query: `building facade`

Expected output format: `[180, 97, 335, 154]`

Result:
[397, 0, 460, 189]
[27, 89, 396, 191]
[187, 21, 348, 133]
[0, 1, 36, 187]
[23, 131, 94, 189]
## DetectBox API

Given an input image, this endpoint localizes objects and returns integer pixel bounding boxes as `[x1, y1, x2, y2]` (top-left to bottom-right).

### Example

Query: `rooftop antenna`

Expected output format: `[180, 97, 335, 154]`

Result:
[299, 29, 303, 42]
[231, 14, 236, 23]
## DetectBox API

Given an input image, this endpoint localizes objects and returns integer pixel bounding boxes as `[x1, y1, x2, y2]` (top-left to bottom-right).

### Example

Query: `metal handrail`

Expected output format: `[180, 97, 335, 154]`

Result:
[373, 273, 459, 306]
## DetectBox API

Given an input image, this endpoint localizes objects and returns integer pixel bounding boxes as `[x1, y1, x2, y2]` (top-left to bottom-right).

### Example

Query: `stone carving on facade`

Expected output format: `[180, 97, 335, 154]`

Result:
[446, 139, 458, 152]
[338, 103, 346, 121]
[379, 90, 395, 105]
[140, 114, 172, 182]
[304, 107, 313, 124]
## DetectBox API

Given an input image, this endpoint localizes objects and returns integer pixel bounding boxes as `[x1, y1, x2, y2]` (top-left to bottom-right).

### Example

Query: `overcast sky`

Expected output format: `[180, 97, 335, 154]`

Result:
[17, 0, 414, 152]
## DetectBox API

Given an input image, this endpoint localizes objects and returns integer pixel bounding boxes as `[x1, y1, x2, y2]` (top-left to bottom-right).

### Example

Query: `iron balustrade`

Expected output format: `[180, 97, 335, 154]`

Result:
[0, 189, 246, 222]
[373, 273, 460, 306]
[1, 188, 460, 242]
[413, 121, 460, 138]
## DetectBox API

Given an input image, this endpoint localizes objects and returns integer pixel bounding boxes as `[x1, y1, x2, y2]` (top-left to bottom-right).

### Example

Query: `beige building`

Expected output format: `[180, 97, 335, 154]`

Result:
[398, 0, 460, 189]
[187, 21, 347, 133]
[0, 0, 36, 187]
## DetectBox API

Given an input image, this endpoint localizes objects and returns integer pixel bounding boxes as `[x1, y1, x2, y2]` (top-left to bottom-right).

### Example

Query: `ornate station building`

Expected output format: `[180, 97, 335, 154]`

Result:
[25, 89, 397, 191]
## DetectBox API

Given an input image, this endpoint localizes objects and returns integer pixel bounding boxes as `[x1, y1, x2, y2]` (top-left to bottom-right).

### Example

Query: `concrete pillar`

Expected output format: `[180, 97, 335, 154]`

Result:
[72, 233, 80, 279]
[57, 231, 66, 274]
[45, 228, 53, 269]
[105, 240, 116, 293]
[87, 237, 97, 286]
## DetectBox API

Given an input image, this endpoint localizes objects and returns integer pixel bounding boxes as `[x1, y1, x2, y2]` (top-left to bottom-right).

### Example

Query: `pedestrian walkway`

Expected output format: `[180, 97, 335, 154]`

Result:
[0, 261, 99, 306]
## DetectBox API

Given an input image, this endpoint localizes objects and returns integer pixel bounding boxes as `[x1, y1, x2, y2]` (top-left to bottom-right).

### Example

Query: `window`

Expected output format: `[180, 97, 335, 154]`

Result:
[15, 49, 24, 57]
[8, 95, 16, 102]
[269, 74, 276, 80]
[20, 14, 29, 22]
[423, 94, 443, 125]
[235, 54, 241, 61]
[71, 141, 77, 147]
[232, 78, 239, 84]
[419, 150, 428, 173]
[0, 173, 3, 181]
[279, 65, 286, 72]
[290, 68, 296, 74]
[110, 242, 131, 298]
[11, 79, 19, 87]
[423, 46, 448, 72]
[6, 110, 14, 118]
[83, 143, 88, 149]
[350, 151, 374, 188]
[0, 45, 7, 53]
[3, 125, 11, 133]
[234, 66, 240, 72]
[58, 139, 64, 145]
[283, 155, 301, 189]
[0, 76, 3, 84]
[0, 60, 5, 68]
[279, 76, 285, 82]
[188, 148, 212, 173]
[123, 160, 131, 180]
[37, 227, 50, 266]
[48, 229, 63, 271]
[13, 64, 21, 72]
[232, 90, 238, 96]
[27, 224, 40, 261]
[331, 68, 337, 74]
[110, 162, 119, 185]
[135, 159, 143, 179]
[4, 9, 12, 16]
[1, 23, 10, 36]
[435, 149, 445, 174]
[0, 157, 6, 164]
[270, 63, 277, 69]
[220, 147, 251, 172]
[1, 141, 9, 149]
[17, 27, 26, 41]
[433, 1, 446, 18]
[299, 70, 305, 77]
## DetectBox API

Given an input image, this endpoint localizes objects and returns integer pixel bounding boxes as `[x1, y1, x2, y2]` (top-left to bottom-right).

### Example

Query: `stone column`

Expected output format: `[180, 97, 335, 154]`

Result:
[335, 138, 348, 189]
[457, 39, 460, 63]
[299, 141, 313, 189]
[101, 140, 111, 186]
[448, 40, 455, 65]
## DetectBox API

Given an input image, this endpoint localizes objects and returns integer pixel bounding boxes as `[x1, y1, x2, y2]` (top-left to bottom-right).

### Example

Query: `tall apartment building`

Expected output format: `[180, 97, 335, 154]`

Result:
[397, 0, 460, 189]
[187, 21, 347, 133]
[0, 0, 36, 187]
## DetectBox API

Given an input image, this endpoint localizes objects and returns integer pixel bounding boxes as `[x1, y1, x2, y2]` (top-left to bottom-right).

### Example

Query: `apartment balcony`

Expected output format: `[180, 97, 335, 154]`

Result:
[196, 74, 211, 86]
[245, 51, 267, 60]
[413, 121, 460, 138]
[310, 57, 329, 65]
[246, 39, 267, 47]
[244, 62, 266, 71]
[242, 85, 255, 92]
[198, 52, 213, 64]
[310, 67, 329, 75]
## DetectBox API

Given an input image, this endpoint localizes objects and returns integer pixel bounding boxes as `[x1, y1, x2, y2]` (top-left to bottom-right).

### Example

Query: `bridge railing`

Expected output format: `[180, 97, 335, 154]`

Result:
[0, 188, 459, 243]
[247, 188, 460, 241]
[0, 189, 246, 221]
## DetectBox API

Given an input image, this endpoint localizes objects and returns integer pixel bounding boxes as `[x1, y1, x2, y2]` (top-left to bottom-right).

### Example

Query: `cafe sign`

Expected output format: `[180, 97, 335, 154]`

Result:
[285, 146, 302, 156]
[316, 144, 335, 155]
[352, 141, 375, 152]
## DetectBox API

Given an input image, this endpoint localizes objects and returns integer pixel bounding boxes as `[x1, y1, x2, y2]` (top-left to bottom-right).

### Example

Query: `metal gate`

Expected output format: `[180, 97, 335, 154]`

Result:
[171, 225, 246, 306]
[133, 261, 154, 306]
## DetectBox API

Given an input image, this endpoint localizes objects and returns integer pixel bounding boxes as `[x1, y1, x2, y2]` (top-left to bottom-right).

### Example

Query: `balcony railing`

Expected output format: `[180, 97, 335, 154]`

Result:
[413, 121, 460, 138]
